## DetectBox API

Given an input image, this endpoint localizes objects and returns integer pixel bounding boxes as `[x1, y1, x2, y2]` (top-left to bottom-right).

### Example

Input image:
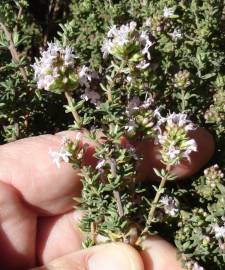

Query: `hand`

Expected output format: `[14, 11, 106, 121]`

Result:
[0, 130, 213, 269]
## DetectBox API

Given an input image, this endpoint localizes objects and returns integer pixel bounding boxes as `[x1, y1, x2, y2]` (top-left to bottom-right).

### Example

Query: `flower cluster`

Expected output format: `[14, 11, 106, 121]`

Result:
[205, 88, 225, 135]
[32, 42, 78, 93]
[173, 70, 191, 89]
[101, 21, 152, 69]
[79, 65, 101, 106]
[170, 28, 182, 40]
[155, 113, 197, 165]
[163, 6, 175, 18]
[49, 134, 86, 168]
[193, 164, 224, 201]
[124, 96, 156, 138]
[160, 195, 179, 217]
[204, 165, 224, 186]
[49, 138, 72, 168]
[101, 21, 137, 59]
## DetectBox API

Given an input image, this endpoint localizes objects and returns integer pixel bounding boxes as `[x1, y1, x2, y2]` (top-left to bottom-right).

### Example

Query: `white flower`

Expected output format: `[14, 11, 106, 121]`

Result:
[183, 139, 198, 161]
[96, 159, 106, 170]
[139, 31, 153, 60]
[141, 97, 154, 109]
[154, 107, 162, 119]
[157, 134, 168, 144]
[192, 262, 204, 270]
[107, 25, 117, 37]
[213, 224, 225, 238]
[101, 39, 113, 59]
[170, 28, 182, 40]
[49, 147, 72, 168]
[144, 18, 151, 27]
[101, 21, 137, 58]
[78, 66, 99, 88]
[163, 6, 174, 18]
[166, 145, 181, 160]
[63, 46, 76, 66]
[136, 60, 150, 70]
[160, 113, 195, 131]
[81, 88, 100, 105]
[156, 113, 197, 162]
[32, 42, 76, 91]
[160, 195, 170, 205]
[102, 21, 153, 61]
[160, 195, 179, 217]
[78, 65, 93, 88]
[126, 75, 133, 83]
[36, 74, 57, 91]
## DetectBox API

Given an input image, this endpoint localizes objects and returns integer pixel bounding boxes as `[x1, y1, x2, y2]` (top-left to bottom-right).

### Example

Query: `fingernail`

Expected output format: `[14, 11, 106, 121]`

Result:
[88, 243, 141, 270]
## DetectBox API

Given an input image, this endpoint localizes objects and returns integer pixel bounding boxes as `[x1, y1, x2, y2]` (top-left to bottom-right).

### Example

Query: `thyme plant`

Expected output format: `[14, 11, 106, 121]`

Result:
[32, 7, 223, 268]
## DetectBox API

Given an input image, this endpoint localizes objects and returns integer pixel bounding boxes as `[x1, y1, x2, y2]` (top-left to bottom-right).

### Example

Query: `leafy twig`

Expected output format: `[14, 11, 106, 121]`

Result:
[43, 0, 57, 46]
[64, 91, 81, 125]
[139, 166, 171, 239]
[0, 22, 28, 81]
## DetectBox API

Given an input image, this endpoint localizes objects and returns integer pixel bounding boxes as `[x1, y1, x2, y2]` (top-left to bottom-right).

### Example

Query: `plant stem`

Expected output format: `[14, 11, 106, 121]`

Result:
[0, 22, 28, 81]
[113, 190, 124, 217]
[65, 89, 124, 218]
[181, 88, 186, 111]
[107, 88, 112, 102]
[146, 175, 167, 225]
[107, 61, 125, 102]
[14, 5, 23, 32]
[107, 157, 124, 217]
[64, 91, 81, 125]
[91, 222, 97, 244]
[140, 165, 171, 237]
[104, 65, 126, 218]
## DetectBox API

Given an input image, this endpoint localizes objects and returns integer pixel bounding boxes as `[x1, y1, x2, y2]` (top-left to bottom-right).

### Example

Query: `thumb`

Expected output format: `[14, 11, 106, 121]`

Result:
[31, 242, 144, 270]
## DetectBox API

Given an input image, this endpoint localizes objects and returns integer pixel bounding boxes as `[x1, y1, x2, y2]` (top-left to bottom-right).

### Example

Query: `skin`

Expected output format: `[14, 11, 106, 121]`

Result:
[0, 129, 214, 269]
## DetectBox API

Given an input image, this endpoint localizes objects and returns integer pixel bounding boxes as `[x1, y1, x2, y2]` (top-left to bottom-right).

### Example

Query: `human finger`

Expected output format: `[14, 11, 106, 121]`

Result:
[0, 181, 36, 270]
[36, 210, 84, 265]
[140, 236, 184, 270]
[0, 132, 86, 215]
[0, 132, 90, 269]
[32, 242, 144, 270]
